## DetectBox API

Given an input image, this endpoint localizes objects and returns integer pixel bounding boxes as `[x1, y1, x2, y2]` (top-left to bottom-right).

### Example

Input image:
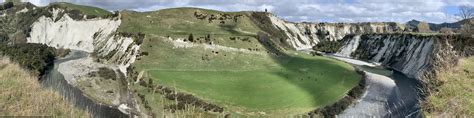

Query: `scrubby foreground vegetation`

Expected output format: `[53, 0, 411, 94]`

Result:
[424, 56, 474, 116]
[0, 57, 89, 117]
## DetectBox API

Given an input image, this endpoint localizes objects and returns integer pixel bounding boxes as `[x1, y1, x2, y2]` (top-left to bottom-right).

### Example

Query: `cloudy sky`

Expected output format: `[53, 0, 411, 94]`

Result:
[3, 0, 474, 23]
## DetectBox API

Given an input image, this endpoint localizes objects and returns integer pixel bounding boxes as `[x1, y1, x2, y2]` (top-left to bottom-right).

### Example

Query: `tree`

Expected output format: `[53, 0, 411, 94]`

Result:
[457, 5, 474, 20]
[416, 22, 431, 33]
[188, 33, 194, 42]
[459, 19, 473, 37]
[457, 5, 474, 37]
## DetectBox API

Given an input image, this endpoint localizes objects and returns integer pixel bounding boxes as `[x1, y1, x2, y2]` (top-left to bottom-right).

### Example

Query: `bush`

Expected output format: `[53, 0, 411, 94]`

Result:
[416, 22, 431, 33]
[460, 19, 474, 38]
[0, 43, 56, 76]
[312, 41, 343, 53]
[188, 33, 194, 42]
[439, 28, 454, 34]
[0, 2, 14, 10]
[96, 67, 117, 80]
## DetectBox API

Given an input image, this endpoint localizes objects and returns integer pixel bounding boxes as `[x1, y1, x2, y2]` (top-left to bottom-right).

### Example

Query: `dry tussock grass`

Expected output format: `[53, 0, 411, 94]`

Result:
[424, 57, 474, 117]
[0, 57, 90, 117]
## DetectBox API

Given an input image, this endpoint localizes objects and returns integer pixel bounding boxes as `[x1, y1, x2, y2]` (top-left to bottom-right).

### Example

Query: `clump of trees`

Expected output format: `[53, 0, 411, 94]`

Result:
[0, 43, 57, 76]
[312, 41, 343, 53]
[94, 67, 117, 80]
[193, 11, 242, 24]
[0, 2, 14, 11]
[453, 4, 473, 36]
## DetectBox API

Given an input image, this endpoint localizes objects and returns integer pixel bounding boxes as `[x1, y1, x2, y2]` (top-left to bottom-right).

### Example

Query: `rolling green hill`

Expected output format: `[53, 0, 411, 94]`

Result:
[50, 2, 111, 17]
[125, 8, 362, 116]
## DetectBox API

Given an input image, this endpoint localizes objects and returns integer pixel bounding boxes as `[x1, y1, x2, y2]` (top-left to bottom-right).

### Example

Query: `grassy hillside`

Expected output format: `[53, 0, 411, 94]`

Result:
[119, 8, 262, 49]
[124, 7, 362, 116]
[0, 57, 89, 117]
[424, 57, 474, 116]
[50, 2, 111, 17]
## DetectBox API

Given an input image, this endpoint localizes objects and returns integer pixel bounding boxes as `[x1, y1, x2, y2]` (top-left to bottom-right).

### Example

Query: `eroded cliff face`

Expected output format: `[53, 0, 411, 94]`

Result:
[267, 14, 404, 50]
[336, 33, 472, 85]
[27, 8, 140, 73]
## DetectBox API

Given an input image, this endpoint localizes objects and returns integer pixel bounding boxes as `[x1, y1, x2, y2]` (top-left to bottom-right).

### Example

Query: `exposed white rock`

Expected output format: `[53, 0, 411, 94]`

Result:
[27, 8, 140, 74]
[168, 37, 264, 55]
[336, 35, 361, 57]
[267, 14, 403, 50]
[336, 34, 436, 78]
[16, 8, 29, 14]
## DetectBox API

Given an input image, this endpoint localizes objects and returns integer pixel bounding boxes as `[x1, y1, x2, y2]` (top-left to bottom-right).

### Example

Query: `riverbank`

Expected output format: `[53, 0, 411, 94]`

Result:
[327, 55, 422, 117]
[41, 50, 129, 118]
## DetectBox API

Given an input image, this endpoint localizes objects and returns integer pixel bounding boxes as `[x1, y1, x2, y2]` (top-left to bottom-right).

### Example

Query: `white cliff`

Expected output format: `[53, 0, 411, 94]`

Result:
[267, 14, 404, 50]
[336, 34, 436, 79]
[336, 35, 361, 57]
[27, 8, 140, 74]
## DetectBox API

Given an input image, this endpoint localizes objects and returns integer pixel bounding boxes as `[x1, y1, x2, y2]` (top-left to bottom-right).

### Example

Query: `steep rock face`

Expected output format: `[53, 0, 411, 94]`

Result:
[336, 34, 470, 82]
[27, 8, 140, 73]
[267, 14, 404, 50]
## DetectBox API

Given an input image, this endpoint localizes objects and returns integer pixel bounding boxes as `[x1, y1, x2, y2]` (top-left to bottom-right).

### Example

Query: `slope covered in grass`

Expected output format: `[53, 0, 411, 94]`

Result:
[50, 2, 111, 17]
[0, 57, 89, 117]
[424, 57, 474, 116]
[125, 7, 362, 116]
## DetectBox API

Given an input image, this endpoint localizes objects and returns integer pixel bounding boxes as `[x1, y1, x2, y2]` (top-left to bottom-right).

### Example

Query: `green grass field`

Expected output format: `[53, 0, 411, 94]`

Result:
[148, 55, 360, 114]
[121, 7, 362, 115]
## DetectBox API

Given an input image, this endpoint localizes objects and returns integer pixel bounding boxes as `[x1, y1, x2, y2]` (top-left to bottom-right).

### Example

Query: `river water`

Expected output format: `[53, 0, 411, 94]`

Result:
[40, 51, 128, 118]
[330, 55, 422, 118]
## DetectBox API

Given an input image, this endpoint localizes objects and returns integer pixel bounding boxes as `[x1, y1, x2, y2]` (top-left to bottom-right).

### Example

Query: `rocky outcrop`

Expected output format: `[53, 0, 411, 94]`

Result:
[336, 33, 472, 83]
[27, 8, 140, 74]
[266, 14, 404, 50]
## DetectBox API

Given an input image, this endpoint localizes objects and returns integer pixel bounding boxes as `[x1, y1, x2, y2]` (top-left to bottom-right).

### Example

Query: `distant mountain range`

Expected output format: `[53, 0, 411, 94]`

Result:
[406, 18, 473, 31]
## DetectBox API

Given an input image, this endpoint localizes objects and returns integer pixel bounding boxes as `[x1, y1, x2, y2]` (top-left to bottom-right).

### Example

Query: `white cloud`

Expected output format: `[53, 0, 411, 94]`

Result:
[17, 0, 474, 23]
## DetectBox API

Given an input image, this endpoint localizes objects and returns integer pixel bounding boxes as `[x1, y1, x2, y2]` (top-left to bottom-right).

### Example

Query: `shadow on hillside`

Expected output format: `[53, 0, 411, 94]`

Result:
[255, 32, 362, 111]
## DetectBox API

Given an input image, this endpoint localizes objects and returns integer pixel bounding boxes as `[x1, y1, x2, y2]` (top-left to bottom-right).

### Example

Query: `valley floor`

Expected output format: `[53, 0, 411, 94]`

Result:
[132, 36, 362, 116]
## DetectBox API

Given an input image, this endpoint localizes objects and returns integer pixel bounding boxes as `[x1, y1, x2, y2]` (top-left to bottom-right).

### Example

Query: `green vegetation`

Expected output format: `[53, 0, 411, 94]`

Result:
[0, 43, 58, 75]
[424, 57, 474, 116]
[134, 38, 361, 115]
[313, 40, 344, 53]
[50, 2, 111, 17]
[119, 8, 262, 49]
[0, 57, 89, 117]
[148, 55, 360, 114]
[124, 7, 362, 116]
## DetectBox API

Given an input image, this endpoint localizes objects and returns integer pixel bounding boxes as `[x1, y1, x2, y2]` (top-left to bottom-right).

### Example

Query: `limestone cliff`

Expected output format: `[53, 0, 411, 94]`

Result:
[266, 14, 405, 50]
[26, 8, 140, 74]
[336, 33, 473, 88]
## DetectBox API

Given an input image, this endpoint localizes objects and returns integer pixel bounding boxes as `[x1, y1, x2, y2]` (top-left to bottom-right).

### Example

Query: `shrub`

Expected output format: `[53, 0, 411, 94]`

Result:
[312, 41, 343, 53]
[188, 33, 194, 42]
[96, 67, 117, 80]
[0, 43, 56, 76]
[416, 22, 431, 33]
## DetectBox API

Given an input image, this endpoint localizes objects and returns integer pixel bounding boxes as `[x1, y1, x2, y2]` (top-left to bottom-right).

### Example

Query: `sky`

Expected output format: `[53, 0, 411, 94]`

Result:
[3, 0, 474, 23]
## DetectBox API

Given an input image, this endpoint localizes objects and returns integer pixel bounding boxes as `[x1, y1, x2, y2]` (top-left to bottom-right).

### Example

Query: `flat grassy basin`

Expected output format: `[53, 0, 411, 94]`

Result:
[147, 55, 361, 114]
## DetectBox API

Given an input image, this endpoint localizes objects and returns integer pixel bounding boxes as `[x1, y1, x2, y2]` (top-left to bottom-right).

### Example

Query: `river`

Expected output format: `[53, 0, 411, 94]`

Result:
[330, 55, 422, 118]
[40, 50, 128, 118]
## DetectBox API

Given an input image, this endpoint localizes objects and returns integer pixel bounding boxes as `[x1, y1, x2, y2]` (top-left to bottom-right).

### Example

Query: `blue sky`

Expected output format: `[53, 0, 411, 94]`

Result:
[5, 0, 474, 23]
